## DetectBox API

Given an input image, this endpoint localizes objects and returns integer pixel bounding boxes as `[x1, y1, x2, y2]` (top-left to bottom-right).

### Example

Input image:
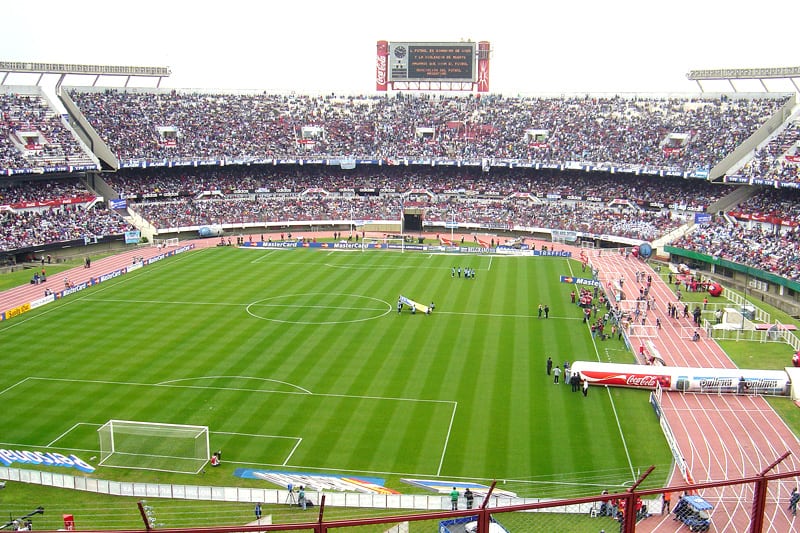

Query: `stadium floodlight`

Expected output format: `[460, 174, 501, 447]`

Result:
[98, 420, 210, 474]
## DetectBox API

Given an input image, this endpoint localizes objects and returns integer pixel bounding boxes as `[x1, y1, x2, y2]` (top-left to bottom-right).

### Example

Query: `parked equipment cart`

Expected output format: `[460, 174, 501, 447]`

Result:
[673, 494, 712, 532]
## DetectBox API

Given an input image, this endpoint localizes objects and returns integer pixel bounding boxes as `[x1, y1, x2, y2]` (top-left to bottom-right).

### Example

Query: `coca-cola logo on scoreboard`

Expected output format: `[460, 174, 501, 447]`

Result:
[376, 55, 387, 86]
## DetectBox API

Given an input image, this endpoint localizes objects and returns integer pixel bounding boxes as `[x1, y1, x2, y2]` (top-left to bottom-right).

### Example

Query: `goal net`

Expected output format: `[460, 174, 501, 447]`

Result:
[97, 420, 210, 474]
[721, 307, 756, 331]
[362, 237, 405, 252]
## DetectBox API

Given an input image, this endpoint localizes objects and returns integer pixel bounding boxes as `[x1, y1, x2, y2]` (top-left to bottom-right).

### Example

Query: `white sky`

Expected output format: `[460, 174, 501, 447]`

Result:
[2, 0, 798, 95]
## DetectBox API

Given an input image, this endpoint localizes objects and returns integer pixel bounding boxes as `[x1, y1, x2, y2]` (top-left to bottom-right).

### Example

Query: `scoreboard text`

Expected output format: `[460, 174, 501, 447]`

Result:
[388, 42, 477, 82]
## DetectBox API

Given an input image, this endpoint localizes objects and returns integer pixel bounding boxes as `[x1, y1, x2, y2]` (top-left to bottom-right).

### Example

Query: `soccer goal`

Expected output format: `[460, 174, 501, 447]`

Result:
[361, 236, 405, 252]
[97, 420, 210, 474]
[721, 307, 756, 331]
[152, 237, 180, 248]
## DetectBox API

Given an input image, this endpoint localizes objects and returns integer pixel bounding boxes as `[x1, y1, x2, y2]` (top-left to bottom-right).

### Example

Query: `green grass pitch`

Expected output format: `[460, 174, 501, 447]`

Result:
[0, 246, 672, 497]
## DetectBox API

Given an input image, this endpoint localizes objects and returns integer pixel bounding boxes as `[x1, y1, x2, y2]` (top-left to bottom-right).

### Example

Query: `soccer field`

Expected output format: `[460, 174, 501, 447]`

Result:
[0, 246, 671, 497]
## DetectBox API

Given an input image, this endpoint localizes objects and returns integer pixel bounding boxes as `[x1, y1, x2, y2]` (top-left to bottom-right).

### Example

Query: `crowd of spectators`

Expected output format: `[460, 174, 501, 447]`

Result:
[0, 177, 133, 252]
[672, 187, 800, 281]
[101, 165, 726, 239]
[729, 187, 800, 224]
[0, 166, 721, 251]
[0, 176, 91, 205]
[671, 219, 800, 281]
[0, 91, 95, 171]
[135, 196, 404, 229]
[132, 195, 681, 242]
[735, 120, 800, 184]
[0, 204, 133, 252]
[105, 166, 727, 211]
[114, 166, 706, 241]
[67, 89, 787, 172]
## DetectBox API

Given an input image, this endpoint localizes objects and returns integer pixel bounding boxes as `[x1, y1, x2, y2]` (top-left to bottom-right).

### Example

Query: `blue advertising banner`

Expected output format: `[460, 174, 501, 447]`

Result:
[124, 230, 141, 244]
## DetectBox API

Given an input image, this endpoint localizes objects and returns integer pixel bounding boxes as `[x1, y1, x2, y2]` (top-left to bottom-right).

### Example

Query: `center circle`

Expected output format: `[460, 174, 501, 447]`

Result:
[245, 293, 393, 325]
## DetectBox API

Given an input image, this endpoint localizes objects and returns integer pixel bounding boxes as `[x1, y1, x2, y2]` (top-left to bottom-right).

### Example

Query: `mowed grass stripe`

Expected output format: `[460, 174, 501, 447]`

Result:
[303, 259, 452, 474]
[0, 378, 91, 446]
[453, 259, 516, 476]
[479, 266, 537, 476]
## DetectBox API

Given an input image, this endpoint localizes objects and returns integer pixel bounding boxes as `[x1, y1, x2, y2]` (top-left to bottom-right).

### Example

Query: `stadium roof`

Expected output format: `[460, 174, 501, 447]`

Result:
[0, 61, 171, 88]
[687, 66, 800, 93]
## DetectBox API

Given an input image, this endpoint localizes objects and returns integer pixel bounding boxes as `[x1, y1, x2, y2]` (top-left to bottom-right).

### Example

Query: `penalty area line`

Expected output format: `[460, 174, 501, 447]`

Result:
[437, 401, 458, 477]
[47, 422, 87, 447]
[250, 249, 281, 263]
[0, 377, 33, 397]
[283, 438, 303, 466]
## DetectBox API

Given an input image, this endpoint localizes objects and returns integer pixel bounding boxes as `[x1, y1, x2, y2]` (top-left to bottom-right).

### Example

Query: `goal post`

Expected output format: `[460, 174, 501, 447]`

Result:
[97, 420, 210, 474]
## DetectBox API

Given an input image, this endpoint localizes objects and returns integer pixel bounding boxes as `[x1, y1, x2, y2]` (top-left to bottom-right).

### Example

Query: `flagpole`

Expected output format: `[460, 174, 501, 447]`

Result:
[400, 197, 404, 239]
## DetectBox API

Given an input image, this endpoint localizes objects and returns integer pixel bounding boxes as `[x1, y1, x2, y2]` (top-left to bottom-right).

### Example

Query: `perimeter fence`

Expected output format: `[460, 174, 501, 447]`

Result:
[4, 466, 800, 532]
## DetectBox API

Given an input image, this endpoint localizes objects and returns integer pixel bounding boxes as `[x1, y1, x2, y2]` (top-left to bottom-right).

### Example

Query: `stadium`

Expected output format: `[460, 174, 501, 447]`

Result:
[1, 32, 800, 533]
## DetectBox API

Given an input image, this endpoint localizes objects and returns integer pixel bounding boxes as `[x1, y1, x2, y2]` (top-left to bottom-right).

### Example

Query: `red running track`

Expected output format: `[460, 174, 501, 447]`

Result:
[588, 249, 800, 532]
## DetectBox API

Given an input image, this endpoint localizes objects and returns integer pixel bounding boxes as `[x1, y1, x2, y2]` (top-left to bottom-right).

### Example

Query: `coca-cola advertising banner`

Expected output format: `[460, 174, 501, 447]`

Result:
[3, 194, 96, 210]
[579, 368, 672, 389]
[728, 210, 798, 228]
[570, 361, 790, 395]
[477, 41, 490, 93]
[376, 40, 388, 91]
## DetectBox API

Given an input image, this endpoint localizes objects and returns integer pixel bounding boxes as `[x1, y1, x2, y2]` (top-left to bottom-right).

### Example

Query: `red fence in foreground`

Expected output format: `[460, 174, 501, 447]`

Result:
[74, 467, 800, 533]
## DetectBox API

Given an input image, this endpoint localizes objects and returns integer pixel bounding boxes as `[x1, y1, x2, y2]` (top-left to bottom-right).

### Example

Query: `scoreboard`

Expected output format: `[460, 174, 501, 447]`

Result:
[388, 42, 475, 82]
[376, 41, 490, 92]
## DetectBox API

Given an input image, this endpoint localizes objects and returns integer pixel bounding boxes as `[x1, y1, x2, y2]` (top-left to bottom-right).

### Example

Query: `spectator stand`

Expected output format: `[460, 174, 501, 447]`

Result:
[65, 88, 789, 176]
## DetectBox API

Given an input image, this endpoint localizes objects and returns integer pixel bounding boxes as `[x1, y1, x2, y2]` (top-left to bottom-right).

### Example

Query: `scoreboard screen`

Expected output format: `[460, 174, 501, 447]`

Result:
[388, 42, 476, 82]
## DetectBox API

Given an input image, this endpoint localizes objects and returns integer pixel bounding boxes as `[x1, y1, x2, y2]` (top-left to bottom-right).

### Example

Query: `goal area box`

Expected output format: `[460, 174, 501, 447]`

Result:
[98, 420, 210, 474]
